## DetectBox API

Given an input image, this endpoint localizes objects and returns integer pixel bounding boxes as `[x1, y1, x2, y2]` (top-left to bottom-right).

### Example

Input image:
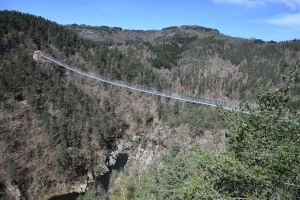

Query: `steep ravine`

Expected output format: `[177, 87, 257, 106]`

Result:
[0, 53, 227, 200]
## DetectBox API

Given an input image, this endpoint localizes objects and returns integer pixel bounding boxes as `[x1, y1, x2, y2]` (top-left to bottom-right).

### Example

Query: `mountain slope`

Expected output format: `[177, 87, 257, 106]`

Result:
[70, 24, 300, 108]
[1, 10, 299, 199]
[0, 10, 170, 199]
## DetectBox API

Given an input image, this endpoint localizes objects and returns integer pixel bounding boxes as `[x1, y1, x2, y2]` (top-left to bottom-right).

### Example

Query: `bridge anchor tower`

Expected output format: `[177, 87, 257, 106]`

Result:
[33, 50, 42, 61]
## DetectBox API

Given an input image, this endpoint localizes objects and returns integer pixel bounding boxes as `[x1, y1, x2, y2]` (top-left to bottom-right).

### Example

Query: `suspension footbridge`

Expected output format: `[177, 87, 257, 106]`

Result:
[34, 51, 250, 113]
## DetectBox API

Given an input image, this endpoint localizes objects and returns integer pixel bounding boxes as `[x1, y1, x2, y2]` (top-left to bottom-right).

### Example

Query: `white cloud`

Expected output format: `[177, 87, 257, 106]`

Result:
[212, 0, 300, 27]
[212, 0, 300, 9]
[276, 0, 300, 10]
[265, 12, 300, 26]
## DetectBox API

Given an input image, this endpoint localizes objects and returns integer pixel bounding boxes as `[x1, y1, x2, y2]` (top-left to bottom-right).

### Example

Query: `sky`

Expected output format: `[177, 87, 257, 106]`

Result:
[1, 0, 300, 41]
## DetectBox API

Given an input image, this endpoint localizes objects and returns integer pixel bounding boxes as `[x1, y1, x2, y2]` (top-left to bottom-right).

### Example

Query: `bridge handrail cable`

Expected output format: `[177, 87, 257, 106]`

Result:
[40, 52, 250, 113]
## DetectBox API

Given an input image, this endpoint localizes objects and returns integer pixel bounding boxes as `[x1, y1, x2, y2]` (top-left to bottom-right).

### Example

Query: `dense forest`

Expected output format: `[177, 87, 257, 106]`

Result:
[0, 10, 299, 199]
[0, 10, 168, 199]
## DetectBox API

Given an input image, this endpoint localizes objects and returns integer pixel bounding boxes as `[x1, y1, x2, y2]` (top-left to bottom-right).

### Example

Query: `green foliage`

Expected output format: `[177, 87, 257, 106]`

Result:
[125, 39, 141, 46]
[3, 135, 12, 153]
[53, 143, 67, 176]
[181, 25, 220, 33]
[99, 40, 115, 46]
[2, 10, 300, 199]
[180, 176, 219, 200]
[131, 70, 299, 199]
[173, 100, 180, 115]
[144, 34, 198, 70]
[162, 26, 178, 31]
[76, 187, 102, 200]
[156, 101, 163, 120]
[0, 10, 134, 183]
[134, 141, 295, 199]
[103, 97, 111, 112]
[144, 110, 153, 126]
[135, 144, 265, 199]
[169, 141, 181, 157]
[0, 10, 88, 54]
[144, 41, 174, 69]
[108, 171, 136, 200]
[239, 83, 250, 99]
[92, 42, 168, 89]
[167, 103, 225, 136]
[34, 143, 42, 163]
[135, 149, 195, 199]
[202, 31, 235, 40]
[195, 149, 273, 199]
[174, 32, 300, 102]
[254, 39, 265, 44]
[218, 69, 300, 198]
[5, 159, 16, 184]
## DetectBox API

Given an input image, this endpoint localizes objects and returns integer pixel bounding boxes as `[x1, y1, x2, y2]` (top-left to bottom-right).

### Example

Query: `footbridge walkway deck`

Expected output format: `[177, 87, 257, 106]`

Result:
[34, 51, 251, 113]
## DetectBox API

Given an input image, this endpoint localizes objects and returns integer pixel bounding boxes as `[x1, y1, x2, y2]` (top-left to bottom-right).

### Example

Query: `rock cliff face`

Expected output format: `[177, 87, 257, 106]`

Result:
[6, 183, 21, 200]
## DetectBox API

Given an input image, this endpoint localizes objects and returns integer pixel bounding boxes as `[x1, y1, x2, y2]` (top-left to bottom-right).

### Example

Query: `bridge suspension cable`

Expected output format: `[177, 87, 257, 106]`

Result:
[36, 51, 250, 113]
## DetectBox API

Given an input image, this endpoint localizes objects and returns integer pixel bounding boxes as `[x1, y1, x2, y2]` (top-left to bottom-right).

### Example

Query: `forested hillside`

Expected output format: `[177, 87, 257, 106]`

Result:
[0, 10, 299, 199]
[0, 10, 170, 199]
[71, 24, 300, 109]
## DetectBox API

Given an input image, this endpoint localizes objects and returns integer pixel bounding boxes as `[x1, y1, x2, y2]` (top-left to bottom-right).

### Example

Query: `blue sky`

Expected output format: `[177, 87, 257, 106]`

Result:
[1, 0, 300, 41]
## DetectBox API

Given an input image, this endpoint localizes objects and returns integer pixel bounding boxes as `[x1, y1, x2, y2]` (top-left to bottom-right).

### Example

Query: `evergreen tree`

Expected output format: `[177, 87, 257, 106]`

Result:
[53, 143, 67, 176]
[218, 69, 300, 198]
[6, 159, 16, 184]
